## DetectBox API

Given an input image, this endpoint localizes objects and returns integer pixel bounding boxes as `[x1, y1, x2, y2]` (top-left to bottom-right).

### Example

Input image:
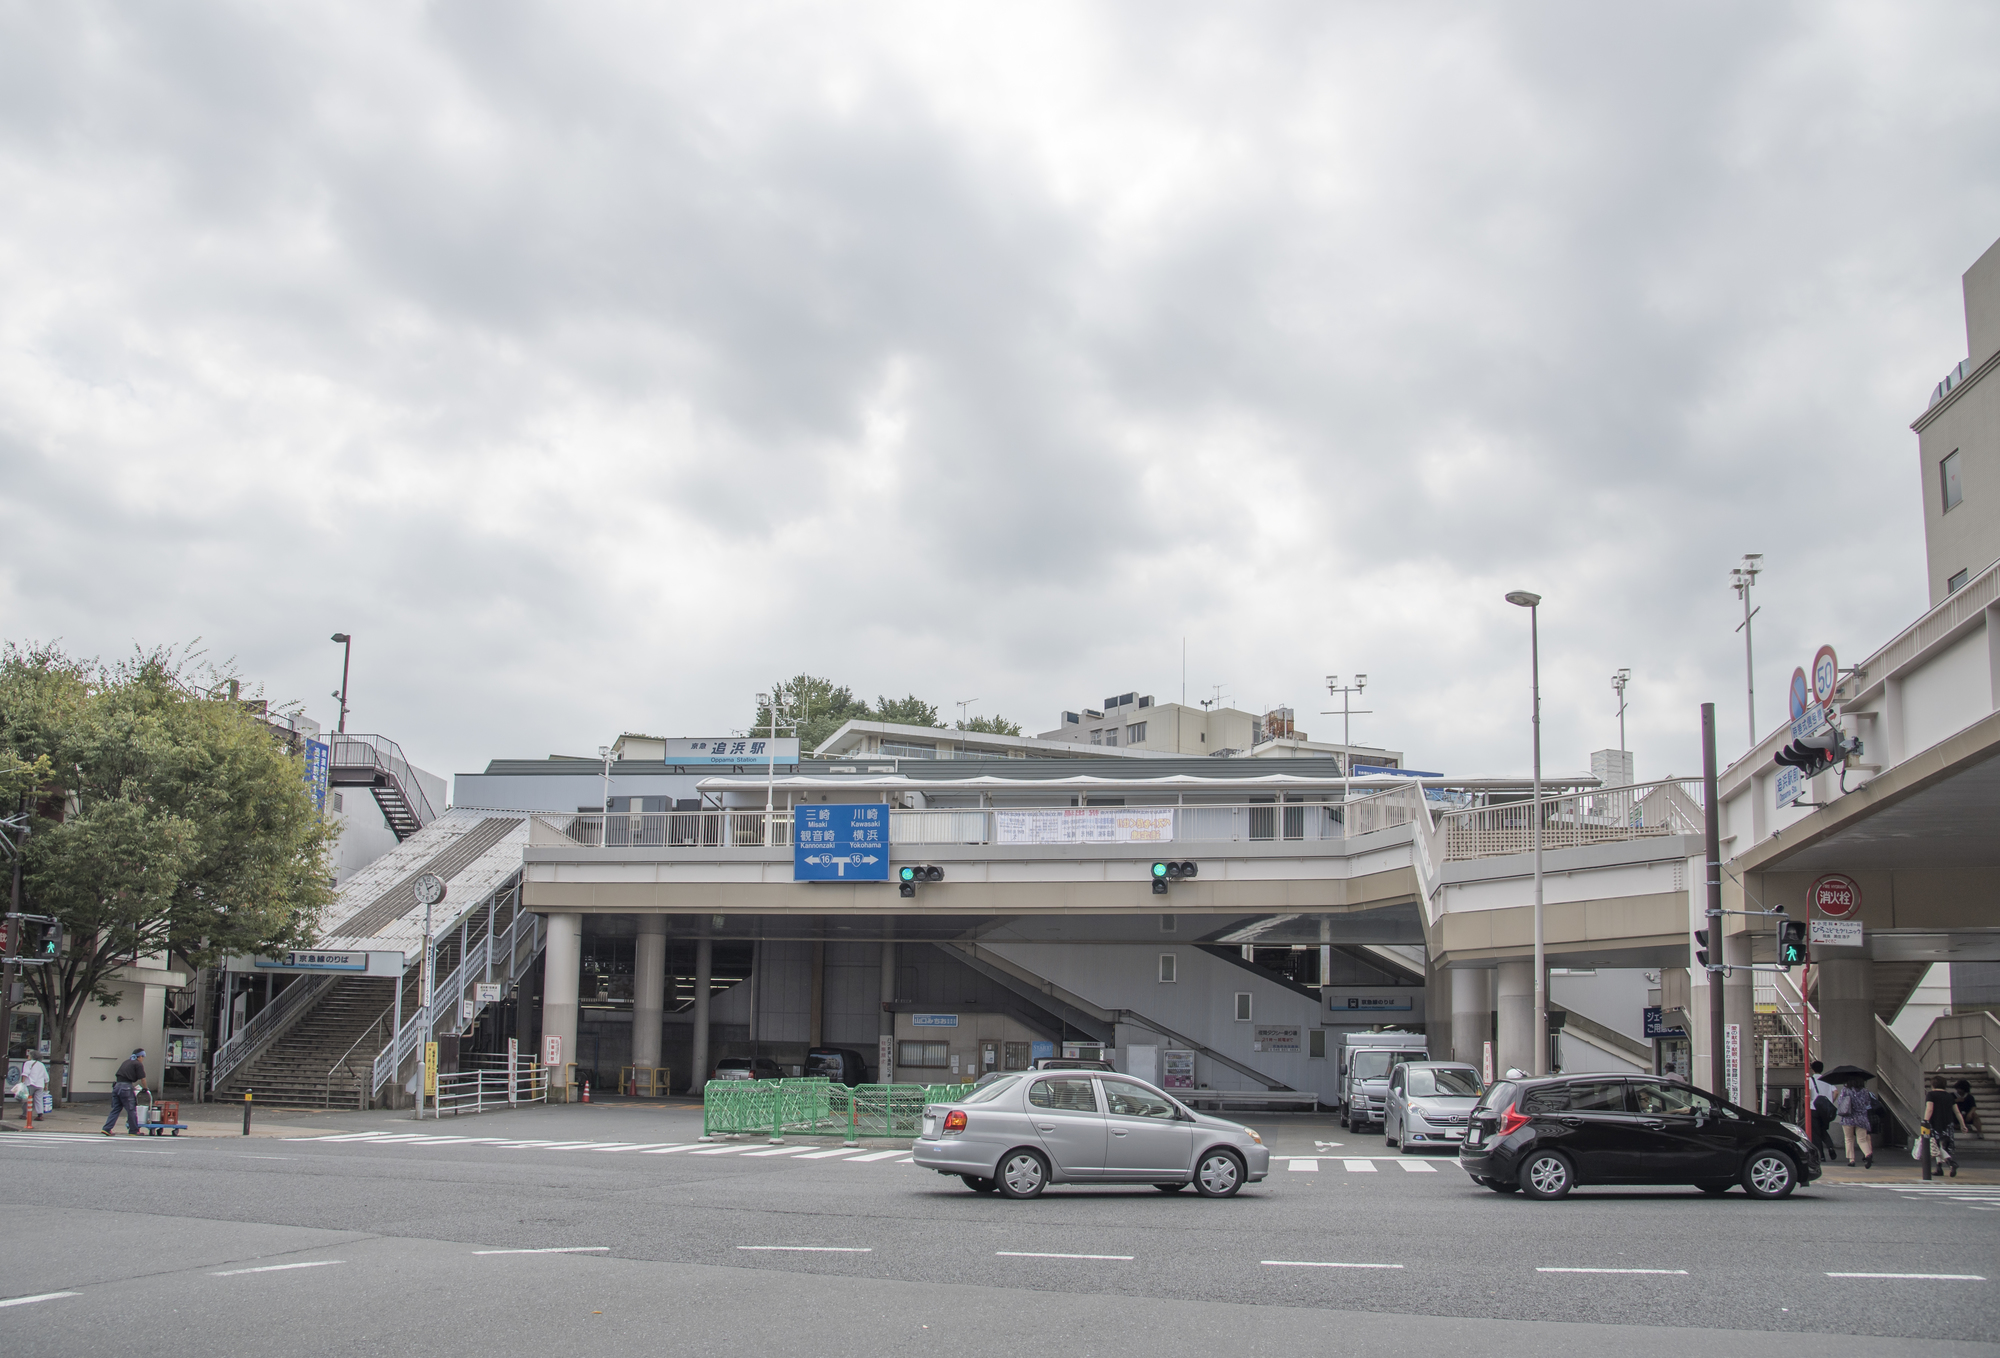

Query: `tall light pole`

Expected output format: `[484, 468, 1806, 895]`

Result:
[1505, 590, 1547, 1076]
[1612, 668, 1632, 778]
[956, 698, 979, 758]
[598, 745, 615, 844]
[1322, 674, 1372, 816]
[1730, 554, 1763, 746]
[330, 633, 353, 733]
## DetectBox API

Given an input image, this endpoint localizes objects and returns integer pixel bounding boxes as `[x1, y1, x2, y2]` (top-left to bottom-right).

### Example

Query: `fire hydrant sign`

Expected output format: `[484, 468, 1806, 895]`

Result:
[793, 804, 889, 881]
[1812, 873, 1859, 918]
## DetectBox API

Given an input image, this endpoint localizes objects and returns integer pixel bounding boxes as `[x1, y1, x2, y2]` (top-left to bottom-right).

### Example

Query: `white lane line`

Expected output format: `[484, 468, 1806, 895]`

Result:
[1288, 1159, 1319, 1172]
[894, 1157, 913, 1164]
[1397, 1160, 1437, 1173]
[1262, 1260, 1402, 1270]
[640, 1144, 699, 1155]
[210, 1261, 345, 1277]
[1826, 1272, 1987, 1281]
[742, 1146, 814, 1157]
[473, 1247, 611, 1255]
[691, 1145, 752, 1156]
[849, 1149, 909, 1162]
[239, 1155, 296, 1160]
[996, 1252, 1133, 1261]
[1539, 1268, 1690, 1275]
[588, 1143, 681, 1153]
[0, 1292, 80, 1308]
[736, 1246, 872, 1253]
[796, 1148, 864, 1159]
[1343, 1160, 1377, 1173]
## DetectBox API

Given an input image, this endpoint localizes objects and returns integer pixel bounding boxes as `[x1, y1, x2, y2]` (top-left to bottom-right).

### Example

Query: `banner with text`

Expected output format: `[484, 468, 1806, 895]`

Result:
[994, 808, 1174, 845]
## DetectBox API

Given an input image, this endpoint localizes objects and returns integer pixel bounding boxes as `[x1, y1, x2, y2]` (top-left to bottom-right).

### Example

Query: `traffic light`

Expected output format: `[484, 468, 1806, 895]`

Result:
[1779, 920, 1808, 969]
[1151, 861, 1198, 895]
[35, 920, 61, 960]
[1693, 928, 1710, 970]
[1773, 730, 1863, 779]
[897, 864, 943, 898]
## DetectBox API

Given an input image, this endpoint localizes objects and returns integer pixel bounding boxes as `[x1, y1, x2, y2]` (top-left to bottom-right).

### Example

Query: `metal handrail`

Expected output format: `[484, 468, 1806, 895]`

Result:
[331, 733, 437, 828]
[1431, 778, 1705, 861]
[211, 973, 335, 1091]
[322, 1005, 393, 1110]
[371, 905, 544, 1095]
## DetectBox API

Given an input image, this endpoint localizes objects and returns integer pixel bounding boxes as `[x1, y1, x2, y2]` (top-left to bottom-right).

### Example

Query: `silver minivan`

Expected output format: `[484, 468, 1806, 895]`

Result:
[1382, 1061, 1484, 1152]
[912, 1070, 1271, 1199]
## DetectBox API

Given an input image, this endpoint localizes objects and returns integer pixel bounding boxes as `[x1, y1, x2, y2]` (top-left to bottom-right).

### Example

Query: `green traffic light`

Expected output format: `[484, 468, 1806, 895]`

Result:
[1152, 862, 1168, 878]
[899, 866, 916, 882]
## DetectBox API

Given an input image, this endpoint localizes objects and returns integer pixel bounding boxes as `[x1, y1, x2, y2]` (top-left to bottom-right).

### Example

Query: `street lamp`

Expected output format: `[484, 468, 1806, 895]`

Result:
[1505, 590, 1547, 1077]
[1322, 674, 1373, 818]
[330, 633, 353, 734]
[1731, 554, 1763, 747]
[1612, 668, 1632, 773]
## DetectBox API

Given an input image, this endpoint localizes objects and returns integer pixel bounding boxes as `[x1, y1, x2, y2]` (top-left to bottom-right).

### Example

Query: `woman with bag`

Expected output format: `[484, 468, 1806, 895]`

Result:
[1924, 1078, 1967, 1176]
[1836, 1074, 1875, 1168]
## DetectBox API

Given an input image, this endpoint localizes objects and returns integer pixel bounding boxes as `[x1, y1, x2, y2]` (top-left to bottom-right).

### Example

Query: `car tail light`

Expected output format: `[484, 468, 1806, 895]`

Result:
[943, 1110, 967, 1133]
[1497, 1103, 1530, 1137]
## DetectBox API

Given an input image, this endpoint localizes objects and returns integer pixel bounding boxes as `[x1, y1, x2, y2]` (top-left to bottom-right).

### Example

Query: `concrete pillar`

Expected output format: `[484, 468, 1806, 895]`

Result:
[810, 941, 826, 1049]
[879, 938, 898, 1080]
[691, 937, 712, 1086]
[631, 915, 666, 1077]
[1495, 960, 1535, 1077]
[1451, 968, 1493, 1068]
[1817, 956, 1877, 1074]
[541, 913, 582, 1101]
[1424, 950, 1449, 1061]
[1723, 930, 1755, 1102]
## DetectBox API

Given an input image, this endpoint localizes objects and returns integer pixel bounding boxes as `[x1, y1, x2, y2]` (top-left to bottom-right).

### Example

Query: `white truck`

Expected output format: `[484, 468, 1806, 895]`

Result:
[1340, 1031, 1430, 1132]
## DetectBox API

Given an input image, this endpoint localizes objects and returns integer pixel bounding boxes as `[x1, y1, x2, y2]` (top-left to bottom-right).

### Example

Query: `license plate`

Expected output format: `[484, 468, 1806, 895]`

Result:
[922, 1117, 937, 1137]
[1465, 1129, 1483, 1147]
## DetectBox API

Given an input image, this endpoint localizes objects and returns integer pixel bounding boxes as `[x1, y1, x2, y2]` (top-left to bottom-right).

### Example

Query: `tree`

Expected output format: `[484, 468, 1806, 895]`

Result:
[958, 714, 1024, 736]
[873, 695, 943, 728]
[750, 676, 945, 754]
[0, 643, 335, 1103]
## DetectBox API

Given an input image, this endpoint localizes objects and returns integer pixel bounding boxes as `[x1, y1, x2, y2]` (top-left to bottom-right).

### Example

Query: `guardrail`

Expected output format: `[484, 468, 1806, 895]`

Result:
[701, 1078, 974, 1139]
[371, 900, 544, 1096]
[1916, 1009, 2000, 1086]
[211, 973, 335, 1092]
[432, 1064, 548, 1116]
[1432, 779, 1704, 860]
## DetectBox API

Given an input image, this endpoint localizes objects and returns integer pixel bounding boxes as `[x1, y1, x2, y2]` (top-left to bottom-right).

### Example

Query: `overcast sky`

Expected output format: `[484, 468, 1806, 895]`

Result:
[4, 2, 1998, 793]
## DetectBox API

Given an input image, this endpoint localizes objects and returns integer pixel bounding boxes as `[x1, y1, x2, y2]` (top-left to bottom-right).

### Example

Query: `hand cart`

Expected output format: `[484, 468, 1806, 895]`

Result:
[141, 1099, 186, 1136]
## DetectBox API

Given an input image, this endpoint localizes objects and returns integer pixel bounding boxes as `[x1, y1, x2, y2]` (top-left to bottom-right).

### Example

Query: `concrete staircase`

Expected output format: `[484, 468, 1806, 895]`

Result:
[217, 977, 400, 1110]
[1932, 1068, 1996, 1150]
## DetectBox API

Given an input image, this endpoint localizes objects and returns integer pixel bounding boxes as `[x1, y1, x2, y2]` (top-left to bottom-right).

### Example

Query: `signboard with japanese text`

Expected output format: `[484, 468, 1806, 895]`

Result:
[542, 1035, 562, 1068]
[304, 739, 330, 813]
[423, 1041, 438, 1096]
[912, 1013, 959, 1027]
[794, 803, 889, 881]
[657, 738, 800, 765]
[230, 949, 404, 977]
[1810, 919, 1863, 947]
[1812, 873, 1860, 918]
[1724, 1023, 1741, 1105]
[1253, 1025, 1301, 1053]
[995, 808, 1174, 845]
[1643, 1006, 1686, 1039]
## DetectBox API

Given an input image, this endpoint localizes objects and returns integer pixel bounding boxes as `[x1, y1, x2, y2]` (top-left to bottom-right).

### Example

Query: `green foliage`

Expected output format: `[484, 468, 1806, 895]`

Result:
[872, 694, 942, 729]
[0, 642, 334, 1098]
[957, 714, 1024, 736]
[752, 676, 947, 754]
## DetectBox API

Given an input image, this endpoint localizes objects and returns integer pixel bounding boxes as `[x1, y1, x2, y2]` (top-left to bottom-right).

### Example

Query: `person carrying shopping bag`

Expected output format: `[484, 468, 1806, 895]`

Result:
[15, 1054, 50, 1125]
[1924, 1078, 1968, 1176]
[1835, 1074, 1875, 1168]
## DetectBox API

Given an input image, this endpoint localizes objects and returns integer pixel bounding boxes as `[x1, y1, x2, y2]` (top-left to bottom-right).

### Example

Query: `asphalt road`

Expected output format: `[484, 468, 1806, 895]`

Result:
[2, 1105, 1994, 1357]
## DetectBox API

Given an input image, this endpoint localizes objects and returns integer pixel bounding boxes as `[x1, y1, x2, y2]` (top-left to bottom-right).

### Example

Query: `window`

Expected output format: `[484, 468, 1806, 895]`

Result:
[1234, 992, 1252, 1022]
[897, 1041, 949, 1068]
[1942, 449, 1963, 512]
[1949, 568, 1970, 594]
[1158, 953, 1178, 983]
[963, 1074, 1024, 1103]
[1101, 1078, 1178, 1119]
[880, 739, 937, 759]
[1003, 1042, 1031, 1071]
[1389, 1069, 1404, 1094]
[1631, 1082, 1715, 1117]
[1127, 721, 1147, 744]
[1565, 1081, 1629, 1113]
[1348, 1051, 1394, 1080]
[331, 792, 343, 812]
[1090, 728, 1103, 745]
[1103, 728, 1118, 747]
[1028, 1077, 1100, 1112]
[1408, 1067, 1482, 1097]
[1309, 1029, 1327, 1059]
[1159, 914, 1176, 933]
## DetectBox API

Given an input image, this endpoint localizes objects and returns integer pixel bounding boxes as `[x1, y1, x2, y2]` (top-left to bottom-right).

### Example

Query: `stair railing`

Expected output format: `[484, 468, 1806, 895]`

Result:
[211, 973, 336, 1092]
[372, 901, 544, 1096]
[323, 1005, 395, 1110]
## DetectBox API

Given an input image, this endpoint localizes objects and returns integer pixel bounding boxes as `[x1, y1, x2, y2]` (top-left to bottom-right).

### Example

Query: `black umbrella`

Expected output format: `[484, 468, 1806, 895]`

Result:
[1822, 1064, 1876, 1082]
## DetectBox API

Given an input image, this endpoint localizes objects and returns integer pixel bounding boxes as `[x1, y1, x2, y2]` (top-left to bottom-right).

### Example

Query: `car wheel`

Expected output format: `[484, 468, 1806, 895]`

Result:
[1194, 1149, 1245, 1197]
[1742, 1149, 1797, 1200]
[1518, 1151, 1574, 1200]
[961, 1175, 998, 1194]
[1486, 1178, 1521, 1193]
[1340, 1112, 1350, 1130]
[996, 1149, 1049, 1199]
[1695, 1180, 1732, 1195]
[1154, 1182, 1188, 1193]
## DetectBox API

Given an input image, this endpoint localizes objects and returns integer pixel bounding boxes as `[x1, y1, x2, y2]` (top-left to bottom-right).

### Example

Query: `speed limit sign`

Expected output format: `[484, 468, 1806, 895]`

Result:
[1811, 645, 1839, 705]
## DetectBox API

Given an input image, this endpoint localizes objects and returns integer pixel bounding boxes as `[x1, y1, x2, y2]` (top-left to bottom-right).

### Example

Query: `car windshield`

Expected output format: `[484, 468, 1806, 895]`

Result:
[962, 1075, 1023, 1104]
[1409, 1068, 1481, 1098]
[1349, 1051, 1396, 1080]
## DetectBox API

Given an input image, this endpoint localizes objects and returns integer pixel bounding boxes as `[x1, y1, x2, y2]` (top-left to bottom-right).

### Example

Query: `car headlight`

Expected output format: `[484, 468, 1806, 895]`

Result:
[1244, 1128, 1263, 1145]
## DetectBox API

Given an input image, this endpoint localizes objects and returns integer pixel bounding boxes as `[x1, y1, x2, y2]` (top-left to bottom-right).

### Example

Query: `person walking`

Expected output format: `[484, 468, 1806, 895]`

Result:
[1835, 1073, 1874, 1168]
[16, 1053, 49, 1125]
[1924, 1078, 1967, 1177]
[101, 1048, 147, 1136]
[1807, 1060, 1839, 1161]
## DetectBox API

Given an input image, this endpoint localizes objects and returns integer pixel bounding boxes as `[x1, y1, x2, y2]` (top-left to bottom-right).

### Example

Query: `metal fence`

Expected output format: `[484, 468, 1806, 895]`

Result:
[431, 1064, 549, 1117]
[1433, 779, 1705, 860]
[701, 1078, 975, 1139]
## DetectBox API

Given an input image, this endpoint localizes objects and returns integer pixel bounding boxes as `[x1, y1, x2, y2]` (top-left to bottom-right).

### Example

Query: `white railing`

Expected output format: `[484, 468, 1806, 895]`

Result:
[371, 905, 545, 1096]
[1432, 779, 1705, 861]
[211, 973, 335, 1091]
[1771, 969, 1820, 1053]
[431, 1065, 548, 1117]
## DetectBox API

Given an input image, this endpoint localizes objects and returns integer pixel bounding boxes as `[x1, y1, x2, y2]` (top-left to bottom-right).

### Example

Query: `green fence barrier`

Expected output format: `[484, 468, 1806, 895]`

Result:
[702, 1078, 975, 1138]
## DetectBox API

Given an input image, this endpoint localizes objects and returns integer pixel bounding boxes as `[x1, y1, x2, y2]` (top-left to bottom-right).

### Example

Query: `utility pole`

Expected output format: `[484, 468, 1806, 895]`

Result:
[330, 633, 353, 734]
[1505, 591, 1546, 1075]
[1322, 675, 1372, 813]
[1612, 668, 1632, 777]
[1702, 702, 1725, 1098]
[1730, 555, 1762, 746]
[0, 802, 26, 1079]
[956, 698, 979, 758]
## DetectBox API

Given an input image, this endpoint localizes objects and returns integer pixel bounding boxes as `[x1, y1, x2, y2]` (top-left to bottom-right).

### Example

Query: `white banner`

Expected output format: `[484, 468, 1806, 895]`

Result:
[1810, 919, 1863, 946]
[1724, 1022, 1742, 1106]
[994, 808, 1174, 845]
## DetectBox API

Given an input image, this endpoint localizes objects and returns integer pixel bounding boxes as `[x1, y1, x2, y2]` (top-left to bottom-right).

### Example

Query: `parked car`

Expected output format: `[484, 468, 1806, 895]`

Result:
[805, 1047, 868, 1086]
[711, 1057, 785, 1081]
[1458, 1073, 1821, 1200]
[1032, 1057, 1115, 1071]
[912, 1070, 1271, 1199]
[1384, 1062, 1483, 1152]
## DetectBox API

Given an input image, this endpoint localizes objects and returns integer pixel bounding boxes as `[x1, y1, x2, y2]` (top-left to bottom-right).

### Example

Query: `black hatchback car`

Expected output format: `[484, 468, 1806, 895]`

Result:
[1458, 1074, 1820, 1200]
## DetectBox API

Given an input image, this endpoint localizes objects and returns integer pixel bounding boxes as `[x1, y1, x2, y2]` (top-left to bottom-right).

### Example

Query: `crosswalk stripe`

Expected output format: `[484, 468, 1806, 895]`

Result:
[587, 1143, 684, 1153]
[640, 1144, 698, 1154]
[1397, 1160, 1437, 1173]
[690, 1144, 751, 1155]
[849, 1149, 909, 1162]
[1344, 1159, 1377, 1172]
[797, 1147, 864, 1159]
[1288, 1159, 1319, 1172]
[741, 1146, 814, 1157]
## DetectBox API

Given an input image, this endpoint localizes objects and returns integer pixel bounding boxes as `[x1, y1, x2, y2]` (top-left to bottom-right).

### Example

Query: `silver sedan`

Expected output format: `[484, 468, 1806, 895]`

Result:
[1383, 1061, 1484, 1153]
[912, 1070, 1271, 1199]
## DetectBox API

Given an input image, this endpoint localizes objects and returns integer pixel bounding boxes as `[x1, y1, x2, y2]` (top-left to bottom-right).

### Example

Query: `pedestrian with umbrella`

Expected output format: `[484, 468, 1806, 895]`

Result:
[1825, 1064, 1877, 1168]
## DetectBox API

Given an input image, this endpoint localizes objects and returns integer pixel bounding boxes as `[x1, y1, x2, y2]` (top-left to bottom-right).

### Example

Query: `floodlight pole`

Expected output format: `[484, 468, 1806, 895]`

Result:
[1322, 675, 1373, 825]
[1612, 669, 1631, 759]
[1732, 555, 1763, 747]
[1505, 591, 1546, 1076]
[330, 633, 353, 733]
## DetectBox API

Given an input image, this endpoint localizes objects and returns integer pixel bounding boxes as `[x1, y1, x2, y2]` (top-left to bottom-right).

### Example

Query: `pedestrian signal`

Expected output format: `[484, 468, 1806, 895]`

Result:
[1693, 928, 1711, 970]
[1779, 920, 1808, 969]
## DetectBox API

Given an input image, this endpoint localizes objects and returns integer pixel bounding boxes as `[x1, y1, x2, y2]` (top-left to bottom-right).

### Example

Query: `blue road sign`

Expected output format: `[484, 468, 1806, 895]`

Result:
[793, 803, 890, 882]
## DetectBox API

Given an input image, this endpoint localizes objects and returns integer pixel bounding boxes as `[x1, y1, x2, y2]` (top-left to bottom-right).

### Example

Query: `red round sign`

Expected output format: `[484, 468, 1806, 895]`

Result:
[1812, 873, 1860, 918]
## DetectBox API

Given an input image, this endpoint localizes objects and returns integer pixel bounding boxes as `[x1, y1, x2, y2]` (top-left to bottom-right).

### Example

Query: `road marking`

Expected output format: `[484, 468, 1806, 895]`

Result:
[641, 1144, 699, 1154]
[1287, 1159, 1319, 1172]
[895, 1157, 913, 1164]
[473, 1247, 610, 1255]
[690, 1145, 752, 1155]
[1261, 1260, 1403, 1269]
[1538, 1268, 1689, 1275]
[736, 1246, 872, 1253]
[1826, 1272, 1987, 1281]
[588, 1143, 683, 1153]
[1397, 1160, 1437, 1173]
[1343, 1160, 1377, 1173]
[0, 1292, 79, 1309]
[996, 1252, 1133, 1260]
[239, 1155, 296, 1160]
[797, 1147, 864, 1159]
[210, 1261, 345, 1277]
[742, 1146, 813, 1157]
[849, 1149, 908, 1161]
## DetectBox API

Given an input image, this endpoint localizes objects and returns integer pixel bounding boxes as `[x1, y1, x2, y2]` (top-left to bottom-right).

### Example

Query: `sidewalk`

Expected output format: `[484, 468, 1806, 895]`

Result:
[1, 1100, 373, 1139]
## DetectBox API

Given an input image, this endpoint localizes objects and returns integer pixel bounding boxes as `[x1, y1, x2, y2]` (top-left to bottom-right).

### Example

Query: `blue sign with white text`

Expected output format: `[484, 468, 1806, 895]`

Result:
[304, 739, 330, 813]
[1643, 1006, 1686, 1039]
[793, 803, 890, 882]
